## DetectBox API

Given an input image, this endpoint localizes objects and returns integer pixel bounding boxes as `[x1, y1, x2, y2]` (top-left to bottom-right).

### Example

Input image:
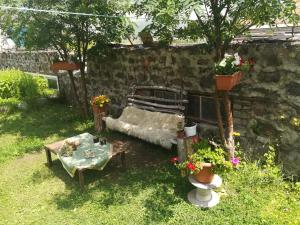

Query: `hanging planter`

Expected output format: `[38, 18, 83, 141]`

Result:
[50, 61, 80, 72]
[215, 71, 243, 91]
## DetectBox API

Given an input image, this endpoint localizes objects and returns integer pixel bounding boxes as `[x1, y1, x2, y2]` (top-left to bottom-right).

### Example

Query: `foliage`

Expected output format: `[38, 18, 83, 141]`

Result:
[0, 69, 49, 101]
[0, 103, 299, 224]
[91, 95, 110, 108]
[134, 0, 299, 59]
[174, 139, 235, 174]
[0, 0, 134, 118]
[215, 52, 254, 75]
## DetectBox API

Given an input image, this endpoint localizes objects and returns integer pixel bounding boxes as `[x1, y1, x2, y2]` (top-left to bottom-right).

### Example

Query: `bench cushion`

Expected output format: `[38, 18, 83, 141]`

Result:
[103, 106, 184, 149]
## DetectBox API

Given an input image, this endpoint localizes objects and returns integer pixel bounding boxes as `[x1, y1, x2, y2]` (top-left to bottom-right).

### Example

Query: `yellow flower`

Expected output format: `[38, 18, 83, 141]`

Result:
[233, 132, 241, 136]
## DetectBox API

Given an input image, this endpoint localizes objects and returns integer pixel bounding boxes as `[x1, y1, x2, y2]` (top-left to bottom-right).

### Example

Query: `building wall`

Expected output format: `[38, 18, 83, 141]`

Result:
[0, 51, 57, 74]
[83, 42, 300, 176]
[0, 44, 299, 176]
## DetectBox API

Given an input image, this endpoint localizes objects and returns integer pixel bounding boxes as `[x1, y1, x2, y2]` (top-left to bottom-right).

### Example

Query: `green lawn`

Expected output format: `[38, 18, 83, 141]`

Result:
[0, 102, 299, 225]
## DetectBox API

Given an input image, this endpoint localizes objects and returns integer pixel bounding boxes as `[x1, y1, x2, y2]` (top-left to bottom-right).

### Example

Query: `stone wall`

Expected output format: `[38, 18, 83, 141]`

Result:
[85, 42, 300, 176]
[0, 51, 57, 74]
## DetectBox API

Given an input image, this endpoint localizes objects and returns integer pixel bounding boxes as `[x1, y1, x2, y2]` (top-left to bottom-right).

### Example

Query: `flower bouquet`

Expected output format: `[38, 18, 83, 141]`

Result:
[91, 95, 110, 131]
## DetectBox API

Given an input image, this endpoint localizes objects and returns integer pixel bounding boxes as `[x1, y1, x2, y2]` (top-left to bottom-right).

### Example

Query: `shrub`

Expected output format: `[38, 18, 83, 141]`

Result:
[0, 69, 49, 100]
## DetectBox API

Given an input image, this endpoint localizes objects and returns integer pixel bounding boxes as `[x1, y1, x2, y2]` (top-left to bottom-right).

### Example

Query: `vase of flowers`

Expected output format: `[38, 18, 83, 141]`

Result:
[172, 139, 240, 184]
[91, 95, 110, 131]
[215, 53, 254, 91]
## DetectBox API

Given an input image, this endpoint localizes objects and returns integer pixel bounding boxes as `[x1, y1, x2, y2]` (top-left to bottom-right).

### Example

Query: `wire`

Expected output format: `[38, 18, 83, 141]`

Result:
[0, 5, 147, 20]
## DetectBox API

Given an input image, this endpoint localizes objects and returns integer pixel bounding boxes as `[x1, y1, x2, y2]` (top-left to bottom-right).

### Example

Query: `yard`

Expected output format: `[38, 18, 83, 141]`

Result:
[0, 101, 299, 225]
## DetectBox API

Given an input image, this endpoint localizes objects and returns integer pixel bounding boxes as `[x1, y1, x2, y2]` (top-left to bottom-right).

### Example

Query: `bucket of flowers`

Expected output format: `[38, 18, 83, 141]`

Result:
[91, 95, 110, 131]
[171, 139, 240, 184]
[215, 53, 254, 91]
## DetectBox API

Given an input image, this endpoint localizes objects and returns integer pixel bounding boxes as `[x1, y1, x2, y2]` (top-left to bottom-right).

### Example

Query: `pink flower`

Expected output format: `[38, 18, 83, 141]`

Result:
[186, 162, 196, 171]
[231, 157, 240, 167]
[170, 156, 179, 164]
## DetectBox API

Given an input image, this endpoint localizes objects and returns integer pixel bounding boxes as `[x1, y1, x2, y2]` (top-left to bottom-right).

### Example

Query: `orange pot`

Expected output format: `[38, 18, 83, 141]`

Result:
[215, 71, 243, 91]
[194, 163, 214, 184]
[50, 62, 80, 71]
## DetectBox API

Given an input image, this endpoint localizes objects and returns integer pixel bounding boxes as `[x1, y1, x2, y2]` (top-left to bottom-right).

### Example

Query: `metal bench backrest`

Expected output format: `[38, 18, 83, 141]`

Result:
[127, 85, 188, 115]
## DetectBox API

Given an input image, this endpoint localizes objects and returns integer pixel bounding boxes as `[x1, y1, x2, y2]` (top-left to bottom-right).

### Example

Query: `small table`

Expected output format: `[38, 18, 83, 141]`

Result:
[44, 133, 125, 190]
[187, 175, 222, 208]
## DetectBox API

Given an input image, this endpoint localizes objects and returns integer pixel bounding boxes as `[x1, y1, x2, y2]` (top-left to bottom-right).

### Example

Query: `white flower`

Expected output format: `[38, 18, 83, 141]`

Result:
[219, 58, 227, 67]
[233, 53, 241, 66]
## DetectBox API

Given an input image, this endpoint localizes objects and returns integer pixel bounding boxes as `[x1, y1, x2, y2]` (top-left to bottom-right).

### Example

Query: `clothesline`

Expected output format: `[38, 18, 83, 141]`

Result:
[0, 5, 147, 20]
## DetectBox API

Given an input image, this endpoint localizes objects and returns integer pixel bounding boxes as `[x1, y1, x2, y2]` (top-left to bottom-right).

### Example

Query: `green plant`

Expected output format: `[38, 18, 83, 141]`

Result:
[0, 70, 49, 101]
[173, 139, 236, 175]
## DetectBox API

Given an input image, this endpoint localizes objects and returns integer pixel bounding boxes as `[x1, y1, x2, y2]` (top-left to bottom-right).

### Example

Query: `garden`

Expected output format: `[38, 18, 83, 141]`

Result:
[0, 0, 300, 224]
[0, 69, 299, 224]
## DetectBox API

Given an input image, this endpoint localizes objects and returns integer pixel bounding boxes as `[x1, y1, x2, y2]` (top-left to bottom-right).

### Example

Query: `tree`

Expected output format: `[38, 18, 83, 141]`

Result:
[0, 0, 134, 118]
[134, 0, 299, 156]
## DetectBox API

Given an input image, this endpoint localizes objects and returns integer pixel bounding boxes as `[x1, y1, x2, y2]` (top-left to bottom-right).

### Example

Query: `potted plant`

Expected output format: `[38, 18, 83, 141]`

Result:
[215, 53, 254, 91]
[50, 55, 80, 72]
[184, 119, 197, 137]
[91, 95, 110, 131]
[172, 139, 239, 184]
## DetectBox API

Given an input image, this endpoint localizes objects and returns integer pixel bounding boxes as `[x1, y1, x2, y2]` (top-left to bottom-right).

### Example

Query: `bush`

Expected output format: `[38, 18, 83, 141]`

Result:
[0, 69, 49, 100]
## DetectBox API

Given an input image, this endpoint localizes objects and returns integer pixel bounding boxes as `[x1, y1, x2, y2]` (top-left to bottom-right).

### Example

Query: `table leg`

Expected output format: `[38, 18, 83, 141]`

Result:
[45, 148, 52, 167]
[78, 170, 85, 190]
[120, 151, 126, 168]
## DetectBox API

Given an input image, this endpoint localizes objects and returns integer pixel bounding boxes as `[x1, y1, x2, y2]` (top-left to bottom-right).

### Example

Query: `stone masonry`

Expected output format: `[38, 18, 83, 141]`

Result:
[0, 43, 299, 176]
[85, 42, 300, 176]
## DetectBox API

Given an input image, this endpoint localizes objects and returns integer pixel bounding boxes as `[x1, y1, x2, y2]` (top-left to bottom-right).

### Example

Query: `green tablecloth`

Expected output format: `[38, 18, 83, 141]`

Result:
[58, 133, 111, 177]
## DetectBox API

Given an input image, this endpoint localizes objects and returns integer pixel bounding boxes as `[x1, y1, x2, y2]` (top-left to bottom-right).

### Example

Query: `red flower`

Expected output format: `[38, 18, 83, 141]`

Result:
[186, 162, 196, 171]
[170, 156, 179, 164]
[240, 58, 244, 65]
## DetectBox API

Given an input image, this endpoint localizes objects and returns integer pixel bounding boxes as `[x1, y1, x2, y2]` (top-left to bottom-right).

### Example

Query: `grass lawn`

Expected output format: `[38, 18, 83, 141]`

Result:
[0, 101, 299, 225]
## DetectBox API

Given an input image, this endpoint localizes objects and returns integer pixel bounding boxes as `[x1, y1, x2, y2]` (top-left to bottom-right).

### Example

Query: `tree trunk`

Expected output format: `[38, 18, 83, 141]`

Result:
[67, 70, 86, 117]
[79, 64, 89, 119]
[224, 92, 235, 158]
[214, 90, 227, 147]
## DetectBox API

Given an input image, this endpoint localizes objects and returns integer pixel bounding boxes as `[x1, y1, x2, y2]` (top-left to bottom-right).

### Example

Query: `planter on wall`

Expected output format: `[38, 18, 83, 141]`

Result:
[215, 71, 243, 91]
[50, 61, 80, 72]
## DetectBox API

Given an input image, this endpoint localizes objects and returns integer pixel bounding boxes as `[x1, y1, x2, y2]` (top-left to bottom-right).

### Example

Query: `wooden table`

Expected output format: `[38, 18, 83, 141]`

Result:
[44, 139, 125, 190]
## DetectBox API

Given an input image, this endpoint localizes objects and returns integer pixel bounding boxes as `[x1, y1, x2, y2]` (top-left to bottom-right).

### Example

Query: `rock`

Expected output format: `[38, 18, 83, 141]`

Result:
[286, 82, 300, 96]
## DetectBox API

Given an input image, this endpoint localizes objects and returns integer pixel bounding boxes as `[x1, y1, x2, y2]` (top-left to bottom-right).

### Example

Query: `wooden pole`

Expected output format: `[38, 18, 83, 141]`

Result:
[224, 92, 235, 158]
[214, 90, 227, 147]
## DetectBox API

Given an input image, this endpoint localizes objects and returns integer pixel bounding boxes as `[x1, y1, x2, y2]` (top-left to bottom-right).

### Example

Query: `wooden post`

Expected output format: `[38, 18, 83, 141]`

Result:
[224, 92, 235, 158]
[45, 148, 52, 167]
[93, 105, 106, 132]
[78, 169, 85, 190]
[214, 90, 227, 147]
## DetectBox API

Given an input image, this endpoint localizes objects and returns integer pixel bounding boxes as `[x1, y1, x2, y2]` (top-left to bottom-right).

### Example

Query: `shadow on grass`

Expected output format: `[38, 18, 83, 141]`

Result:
[0, 101, 92, 141]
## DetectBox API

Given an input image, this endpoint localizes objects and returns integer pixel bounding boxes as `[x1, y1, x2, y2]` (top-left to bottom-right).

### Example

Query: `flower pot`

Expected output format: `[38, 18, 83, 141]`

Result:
[50, 61, 80, 71]
[92, 105, 107, 132]
[194, 163, 214, 184]
[184, 123, 197, 137]
[215, 71, 243, 91]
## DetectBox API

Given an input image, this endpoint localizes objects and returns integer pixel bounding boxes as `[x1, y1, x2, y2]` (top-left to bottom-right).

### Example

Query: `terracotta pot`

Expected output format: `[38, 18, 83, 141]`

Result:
[194, 163, 214, 184]
[215, 71, 243, 91]
[50, 62, 80, 71]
